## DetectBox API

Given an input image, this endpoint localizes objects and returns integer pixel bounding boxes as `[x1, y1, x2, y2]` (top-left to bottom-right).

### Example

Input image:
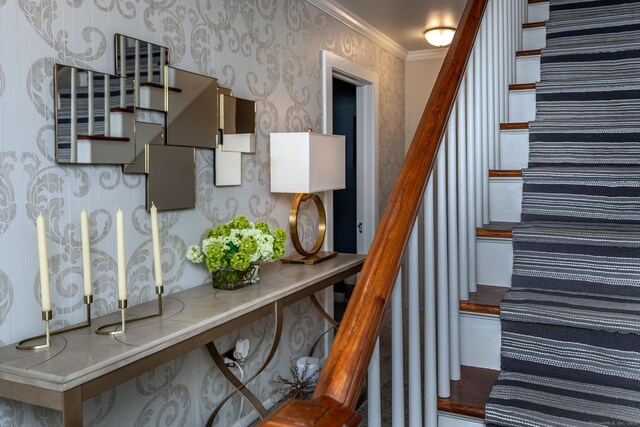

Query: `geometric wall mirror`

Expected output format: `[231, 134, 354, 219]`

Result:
[124, 117, 164, 174]
[219, 94, 256, 153]
[146, 145, 196, 211]
[115, 34, 169, 112]
[166, 67, 218, 149]
[54, 63, 136, 165]
[214, 148, 242, 187]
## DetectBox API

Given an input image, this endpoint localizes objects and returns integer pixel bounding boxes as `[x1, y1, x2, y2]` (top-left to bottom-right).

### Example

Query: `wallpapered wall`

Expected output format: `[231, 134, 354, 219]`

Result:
[0, 0, 405, 425]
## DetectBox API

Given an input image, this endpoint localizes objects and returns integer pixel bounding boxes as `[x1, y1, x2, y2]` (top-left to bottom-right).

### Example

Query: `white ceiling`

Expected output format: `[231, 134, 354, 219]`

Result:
[331, 0, 468, 52]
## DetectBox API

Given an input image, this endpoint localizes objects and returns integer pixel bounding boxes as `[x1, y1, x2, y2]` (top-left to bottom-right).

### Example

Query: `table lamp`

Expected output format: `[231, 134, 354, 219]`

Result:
[270, 132, 346, 264]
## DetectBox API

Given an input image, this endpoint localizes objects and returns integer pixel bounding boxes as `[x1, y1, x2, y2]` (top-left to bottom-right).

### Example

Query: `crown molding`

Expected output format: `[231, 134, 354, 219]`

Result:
[305, 0, 408, 60]
[406, 49, 449, 62]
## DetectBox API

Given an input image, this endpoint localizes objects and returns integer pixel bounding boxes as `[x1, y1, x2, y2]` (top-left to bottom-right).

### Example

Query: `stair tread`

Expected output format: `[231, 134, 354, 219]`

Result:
[528, 0, 548, 4]
[460, 285, 509, 315]
[477, 222, 517, 239]
[438, 365, 500, 419]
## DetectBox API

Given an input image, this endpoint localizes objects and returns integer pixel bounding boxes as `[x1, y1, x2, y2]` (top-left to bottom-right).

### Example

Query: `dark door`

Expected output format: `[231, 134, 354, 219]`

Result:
[332, 77, 357, 254]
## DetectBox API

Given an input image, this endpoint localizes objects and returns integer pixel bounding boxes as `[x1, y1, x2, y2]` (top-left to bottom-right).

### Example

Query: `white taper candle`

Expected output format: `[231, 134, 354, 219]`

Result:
[116, 209, 127, 301]
[150, 203, 162, 289]
[80, 210, 92, 297]
[36, 214, 51, 312]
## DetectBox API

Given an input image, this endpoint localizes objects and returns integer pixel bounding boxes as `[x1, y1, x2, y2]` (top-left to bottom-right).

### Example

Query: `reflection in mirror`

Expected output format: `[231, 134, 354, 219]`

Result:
[220, 94, 256, 153]
[123, 110, 165, 174]
[146, 145, 196, 211]
[166, 67, 218, 149]
[54, 64, 136, 164]
[114, 34, 169, 111]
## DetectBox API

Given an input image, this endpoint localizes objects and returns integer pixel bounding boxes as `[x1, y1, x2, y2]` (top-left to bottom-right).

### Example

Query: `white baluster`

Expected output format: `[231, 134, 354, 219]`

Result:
[104, 75, 111, 136]
[160, 49, 166, 84]
[391, 273, 404, 427]
[436, 142, 450, 397]
[368, 338, 382, 427]
[498, 0, 507, 125]
[408, 224, 422, 427]
[487, 0, 495, 170]
[493, 0, 502, 168]
[70, 68, 77, 163]
[423, 176, 437, 426]
[87, 71, 94, 136]
[474, 42, 483, 227]
[134, 39, 140, 107]
[119, 35, 126, 109]
[481, 13, 490, 224]
[447, 111, 461, 382]
[457, 89, 469, 301]
[466, 63, 478, 294]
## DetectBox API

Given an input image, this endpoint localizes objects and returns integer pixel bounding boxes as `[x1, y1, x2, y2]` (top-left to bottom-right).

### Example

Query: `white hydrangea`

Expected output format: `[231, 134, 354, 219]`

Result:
[186, 245, 204, 263]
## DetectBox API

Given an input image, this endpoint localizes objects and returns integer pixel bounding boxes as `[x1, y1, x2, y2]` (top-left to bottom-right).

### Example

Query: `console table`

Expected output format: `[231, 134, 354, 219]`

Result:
[0, 253, 365, 426]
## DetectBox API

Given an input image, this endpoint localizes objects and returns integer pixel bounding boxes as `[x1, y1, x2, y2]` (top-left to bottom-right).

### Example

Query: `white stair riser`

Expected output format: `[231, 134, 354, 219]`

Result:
[516, 55, 541, 84]
[500, 129, 529, 170]
[477, 238, 513, 287]
[489, 177, 522, 222]
[439, 412, 486, 427]
[528, 1, 549, 23]
[508, 89, 536, 123]
[522, 27, 546, 51]
[460, 312, 502, 370]
[139, 85, 164, 111]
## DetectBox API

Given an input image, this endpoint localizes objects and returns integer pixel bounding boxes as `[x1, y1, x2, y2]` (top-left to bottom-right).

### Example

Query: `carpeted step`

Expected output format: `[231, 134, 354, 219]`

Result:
[486, 371, 640, 427]
[536, 78, 640, 120]
[521, 167, 640, 223]
[540, 40, 640, 81]
[512, 221, 640, 296]
[528, 120, 640, 166]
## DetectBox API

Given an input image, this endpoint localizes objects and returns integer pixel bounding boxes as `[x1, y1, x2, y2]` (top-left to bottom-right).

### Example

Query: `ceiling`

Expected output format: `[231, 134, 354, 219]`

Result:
[331, 0, 468, 52]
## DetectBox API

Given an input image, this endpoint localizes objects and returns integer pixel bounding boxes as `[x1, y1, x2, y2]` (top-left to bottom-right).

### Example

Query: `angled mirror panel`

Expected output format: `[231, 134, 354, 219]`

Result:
[214, 148, 242, 186]
[166, 67, 218, 149]
[55, 64, 136, 164]
[146, 145, 196, 211]
[220, 94, 256, 153]
[123, 112, 165, 174]
[114, 34, 169, 111]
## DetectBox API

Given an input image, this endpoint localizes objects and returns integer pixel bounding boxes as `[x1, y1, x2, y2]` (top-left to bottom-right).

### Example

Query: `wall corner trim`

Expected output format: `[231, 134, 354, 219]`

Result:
[406, 49, 449, 62]
[305, 0, 408, 60]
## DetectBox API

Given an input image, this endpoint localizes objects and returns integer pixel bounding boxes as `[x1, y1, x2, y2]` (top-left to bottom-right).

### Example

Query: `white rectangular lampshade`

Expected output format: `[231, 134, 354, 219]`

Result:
[270, 132, 346, 193]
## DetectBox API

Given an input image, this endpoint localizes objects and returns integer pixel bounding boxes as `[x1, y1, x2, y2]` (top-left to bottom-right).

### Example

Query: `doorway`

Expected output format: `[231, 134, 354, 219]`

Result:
[332, 77, 358, 255]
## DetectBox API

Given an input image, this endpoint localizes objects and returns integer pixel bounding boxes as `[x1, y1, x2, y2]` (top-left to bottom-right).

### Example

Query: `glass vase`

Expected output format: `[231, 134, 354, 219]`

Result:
[211, 264, 260, 290]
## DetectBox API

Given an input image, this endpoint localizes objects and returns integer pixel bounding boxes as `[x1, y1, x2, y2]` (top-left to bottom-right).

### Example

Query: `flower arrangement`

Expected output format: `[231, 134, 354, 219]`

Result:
[186, 216, 286, 289]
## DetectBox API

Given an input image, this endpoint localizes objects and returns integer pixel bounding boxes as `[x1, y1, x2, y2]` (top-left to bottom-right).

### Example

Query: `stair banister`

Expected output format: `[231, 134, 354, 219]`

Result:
[261, 0, 488, 424]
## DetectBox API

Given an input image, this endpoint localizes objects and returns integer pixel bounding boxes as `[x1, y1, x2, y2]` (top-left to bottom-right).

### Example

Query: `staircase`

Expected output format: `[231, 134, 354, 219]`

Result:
[440, 0, 640, 425]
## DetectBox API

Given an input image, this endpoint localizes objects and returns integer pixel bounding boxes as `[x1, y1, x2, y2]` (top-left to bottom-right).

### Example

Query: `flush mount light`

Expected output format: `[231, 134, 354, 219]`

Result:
[424, 27, 456, 47]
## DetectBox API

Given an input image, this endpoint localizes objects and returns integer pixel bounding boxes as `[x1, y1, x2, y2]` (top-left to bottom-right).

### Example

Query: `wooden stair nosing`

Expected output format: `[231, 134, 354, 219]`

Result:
[509, 83, 536, 91]
[460, 284, 509, 315]
[489, 169, 522, 178]
[139, 81, 182, 93]
[528, 0, 548, 4]
[523, 21, 546, 29]
[438, 366, 500, 419]
[77, 134, 130, 142]
[516, 49, 541, 57]
[476, 227, 513, 239]
[500, 122, 529, 131]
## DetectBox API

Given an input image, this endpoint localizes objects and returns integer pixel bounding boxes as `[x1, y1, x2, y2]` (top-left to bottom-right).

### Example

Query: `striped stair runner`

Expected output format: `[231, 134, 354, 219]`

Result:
[486, 0, 640, 425]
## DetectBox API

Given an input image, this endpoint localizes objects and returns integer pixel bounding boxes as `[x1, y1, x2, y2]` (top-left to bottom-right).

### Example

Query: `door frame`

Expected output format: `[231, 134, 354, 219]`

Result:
[321, 50, 379, 255]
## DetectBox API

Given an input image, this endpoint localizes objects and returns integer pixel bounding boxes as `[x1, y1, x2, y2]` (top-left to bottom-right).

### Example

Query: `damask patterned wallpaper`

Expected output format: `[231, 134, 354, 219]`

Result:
[0, 0, 405, 425]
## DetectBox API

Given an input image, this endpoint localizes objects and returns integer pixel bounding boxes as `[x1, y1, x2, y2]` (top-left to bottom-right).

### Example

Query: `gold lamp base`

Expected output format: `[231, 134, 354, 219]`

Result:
[283, 193, 337, 264]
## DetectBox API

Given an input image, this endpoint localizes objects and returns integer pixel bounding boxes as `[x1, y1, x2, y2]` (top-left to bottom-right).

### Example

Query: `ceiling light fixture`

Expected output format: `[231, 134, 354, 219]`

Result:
[424, 27, 456, 47]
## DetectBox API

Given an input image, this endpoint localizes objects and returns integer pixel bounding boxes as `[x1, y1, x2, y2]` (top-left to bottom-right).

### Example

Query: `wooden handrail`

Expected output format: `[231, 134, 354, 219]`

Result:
[262, 0, 488, 424]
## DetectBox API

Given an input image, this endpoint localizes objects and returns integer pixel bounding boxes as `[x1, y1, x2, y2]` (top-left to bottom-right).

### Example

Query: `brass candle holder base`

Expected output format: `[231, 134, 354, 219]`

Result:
[17, 296, 94, 351]
[95, 287, 164, 336]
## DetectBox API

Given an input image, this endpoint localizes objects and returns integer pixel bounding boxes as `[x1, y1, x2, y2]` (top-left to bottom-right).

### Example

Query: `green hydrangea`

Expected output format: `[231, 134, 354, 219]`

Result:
[254, 221, 270, 234]
[230, 215, 251, 230]
[273, 228, 286, 243]
[204, 240, 226, 272]
[208, 223, 231, 239]
[230, 251, 251, 271]
[273, 242, 285, 260]
[239, 236, 258, 255]
[186, 245, 204, 264]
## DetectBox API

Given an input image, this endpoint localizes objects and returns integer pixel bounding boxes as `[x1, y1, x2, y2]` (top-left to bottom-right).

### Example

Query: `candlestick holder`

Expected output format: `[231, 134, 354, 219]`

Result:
[16, 296, 94, 351]
[95, 287, 164, 336]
